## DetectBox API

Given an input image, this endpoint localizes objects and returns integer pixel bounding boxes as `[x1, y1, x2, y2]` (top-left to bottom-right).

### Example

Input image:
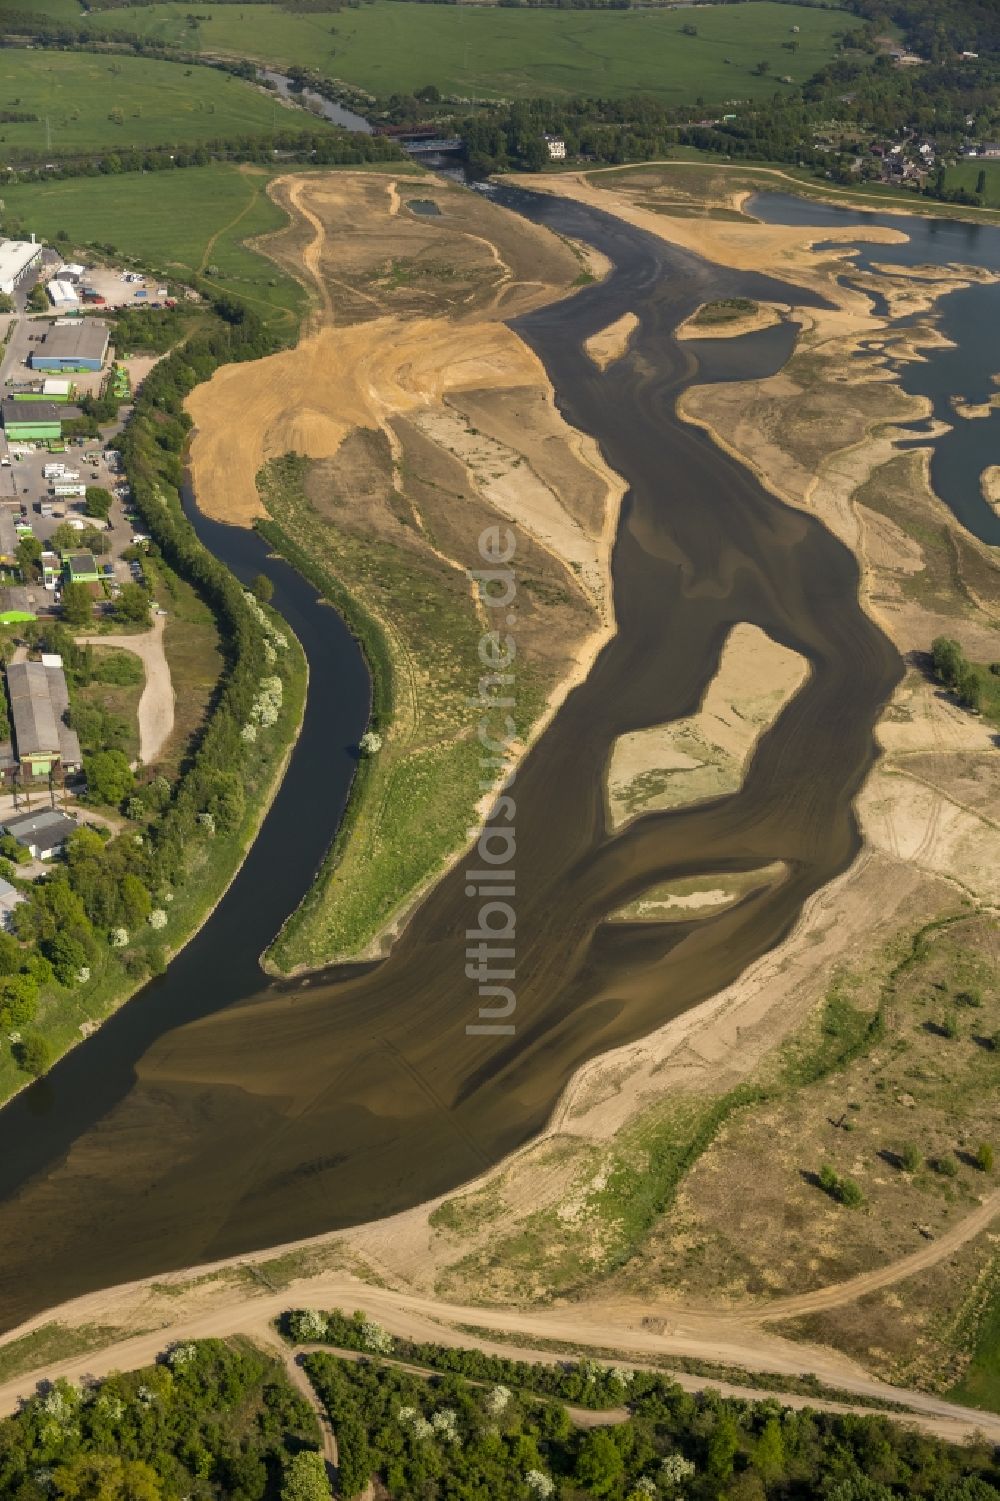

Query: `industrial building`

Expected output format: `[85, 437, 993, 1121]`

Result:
[0, 586, 37, 624]
[5, 656, 82, 779]
[64, 552, 101, 585]
[46, 279, 79, 308]
[29, 319, 109, 373]
[0, 238, 42, 297]
[0, 808, 78, 860]
[1, 398, 82, 442]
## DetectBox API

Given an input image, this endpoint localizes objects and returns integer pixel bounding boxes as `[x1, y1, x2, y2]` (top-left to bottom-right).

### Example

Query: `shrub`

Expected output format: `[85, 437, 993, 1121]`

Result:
[14, 1032, 50, 1077]
[900, 1143, 922, 1173]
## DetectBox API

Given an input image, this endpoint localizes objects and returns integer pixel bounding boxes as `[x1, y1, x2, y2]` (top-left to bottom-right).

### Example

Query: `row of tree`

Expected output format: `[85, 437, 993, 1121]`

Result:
[301, 1341, 1000, 1500]
[2, 125, 402, 183]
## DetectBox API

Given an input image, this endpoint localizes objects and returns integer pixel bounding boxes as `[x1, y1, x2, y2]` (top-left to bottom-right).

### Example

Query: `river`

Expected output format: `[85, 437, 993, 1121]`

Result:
[0, 186, 993, 1331]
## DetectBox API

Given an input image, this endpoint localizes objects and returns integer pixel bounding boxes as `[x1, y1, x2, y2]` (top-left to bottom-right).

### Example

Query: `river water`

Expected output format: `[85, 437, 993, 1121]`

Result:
[752, 193, 1000, 546]
[0, 188, 994, 1330]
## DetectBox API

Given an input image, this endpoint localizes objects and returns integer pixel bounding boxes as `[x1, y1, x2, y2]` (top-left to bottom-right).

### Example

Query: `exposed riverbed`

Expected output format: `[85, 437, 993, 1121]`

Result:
[1, 186, 993, 1332]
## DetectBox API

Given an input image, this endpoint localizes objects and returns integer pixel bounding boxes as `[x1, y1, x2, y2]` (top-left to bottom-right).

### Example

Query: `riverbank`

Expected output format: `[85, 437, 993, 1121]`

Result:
[0, 604, 307, 1114]
[355, 166, 992, 1373]
[186, 169, 628, 969]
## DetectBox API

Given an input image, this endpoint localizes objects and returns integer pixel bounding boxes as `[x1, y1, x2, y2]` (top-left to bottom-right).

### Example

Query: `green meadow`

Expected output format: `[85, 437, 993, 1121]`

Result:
[82, 1, 856, 102]
[0, 163, 307, 333]
[0, 49, 304, 156]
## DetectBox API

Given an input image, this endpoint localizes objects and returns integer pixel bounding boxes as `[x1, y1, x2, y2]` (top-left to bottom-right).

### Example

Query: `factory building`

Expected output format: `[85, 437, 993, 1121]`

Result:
[46, 279, 79, 308]
[29, 319, 109, 373]
[5, 656, 82, 779]
[1, 398, 82, 442]
[0, 238, 42, 297]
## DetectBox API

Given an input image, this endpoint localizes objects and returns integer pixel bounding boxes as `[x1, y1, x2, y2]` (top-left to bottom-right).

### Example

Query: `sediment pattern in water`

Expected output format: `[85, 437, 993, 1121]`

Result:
[0, 191, 901, 1330]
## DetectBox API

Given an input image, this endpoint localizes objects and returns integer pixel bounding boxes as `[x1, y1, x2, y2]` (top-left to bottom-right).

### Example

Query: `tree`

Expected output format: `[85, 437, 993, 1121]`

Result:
[957, 667, 981, 712]
[84, 749, 135, 807]
[16, 535, 43, 582]
[976, 169, 987, 197]
[752, 59, 771, 75]
[754, 1416, 785, 1481]
[976, 1143, 994, 1173]
[251, 572, 274, 603]
[574, 1430, 624, 1497]
[900, 1142, 921, 1173]
[84, 486, 113, 521]
[281, 1451, 331, 1501]
[121, 872, 152, 929]
[931, 636, 964, 689]
[52, 1454, 162, 1499]
[27, 283, 48, 312]
[114, 582, 151, 627]
[0, 292, 13, 313]
[62, 580, 94, 628]
[15, 1032, 50, 1078]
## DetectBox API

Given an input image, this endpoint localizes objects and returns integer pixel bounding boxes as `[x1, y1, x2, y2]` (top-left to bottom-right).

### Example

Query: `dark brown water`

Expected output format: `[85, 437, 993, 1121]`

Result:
[0, 190, 903, 1330]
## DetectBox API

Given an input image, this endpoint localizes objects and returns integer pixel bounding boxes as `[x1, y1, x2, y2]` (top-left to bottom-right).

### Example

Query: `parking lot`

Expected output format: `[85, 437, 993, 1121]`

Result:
[0, 440, 146, 608]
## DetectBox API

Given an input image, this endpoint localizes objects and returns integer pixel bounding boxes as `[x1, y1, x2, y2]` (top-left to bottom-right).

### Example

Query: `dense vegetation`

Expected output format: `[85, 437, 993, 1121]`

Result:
[0, 1339, 321, 1500]
[295, 1330, 1000, 1500]
[0, 294, 306, 1096]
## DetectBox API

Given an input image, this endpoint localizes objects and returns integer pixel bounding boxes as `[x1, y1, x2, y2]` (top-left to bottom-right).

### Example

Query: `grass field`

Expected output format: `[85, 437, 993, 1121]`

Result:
[943, 160, 1000, 209]
[0, 163, 308, 334]
[83, 1, 857, 102]
[0, 50, 304, 156]
[588, 155, 1000, 227]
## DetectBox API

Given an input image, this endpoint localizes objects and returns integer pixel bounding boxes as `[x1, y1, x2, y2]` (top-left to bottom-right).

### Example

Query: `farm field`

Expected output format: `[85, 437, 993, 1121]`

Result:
[81, 0, 858, 102]
[0, 163, 308, 334]
[0, 50, 303, 156]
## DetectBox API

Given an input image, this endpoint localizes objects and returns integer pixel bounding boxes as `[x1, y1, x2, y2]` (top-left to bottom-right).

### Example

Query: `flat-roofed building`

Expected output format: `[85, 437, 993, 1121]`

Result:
[6, 657, 82, 778]
[64, 552, 101, 585]
[29, 320, 109, 373]
[0, 239, 42, 297]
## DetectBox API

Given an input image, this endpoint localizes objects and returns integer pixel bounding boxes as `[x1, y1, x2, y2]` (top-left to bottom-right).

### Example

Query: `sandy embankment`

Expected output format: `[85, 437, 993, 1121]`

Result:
[310, 170, 1000, 1306]
[675, 301, 785, 341]
[584, 311, 639, 369]
[187, 171, 628, 960]
[606, 623, 808, 825]
[983, 465, 1000, 511]
[172, 164, 1000, 1321]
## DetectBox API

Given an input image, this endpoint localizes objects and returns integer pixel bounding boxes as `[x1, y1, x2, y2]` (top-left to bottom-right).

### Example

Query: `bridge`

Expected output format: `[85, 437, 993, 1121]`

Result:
[403, 137, 463, 155]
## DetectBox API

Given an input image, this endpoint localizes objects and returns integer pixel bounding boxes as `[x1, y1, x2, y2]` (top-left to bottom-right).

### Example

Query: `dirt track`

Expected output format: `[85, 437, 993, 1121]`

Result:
[1, 1259, 998, 1444]
[77, 614, 174, 766]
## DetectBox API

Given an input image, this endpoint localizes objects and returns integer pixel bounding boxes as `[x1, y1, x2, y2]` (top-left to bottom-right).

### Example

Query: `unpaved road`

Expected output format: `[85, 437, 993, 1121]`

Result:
[77, 613, 174, 766]
[750, 1189, 1000, 1322]
[1, 1267, 998, 1445]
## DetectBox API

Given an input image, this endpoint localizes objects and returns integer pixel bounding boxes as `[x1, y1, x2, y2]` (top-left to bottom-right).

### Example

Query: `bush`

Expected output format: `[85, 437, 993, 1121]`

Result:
[14, 1032, 50, 1077]
[900, 1142, 922, 1173]
[817, 1164, 864, 1208]
[976, 1143, 994, 1174]
[84, 749, 135, 807]
[84, 486, 113, 521]
[114, 582, 151, 627]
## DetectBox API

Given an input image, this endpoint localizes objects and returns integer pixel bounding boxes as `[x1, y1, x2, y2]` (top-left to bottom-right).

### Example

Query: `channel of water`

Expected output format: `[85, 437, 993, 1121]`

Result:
[0, 187, 994, 1331]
